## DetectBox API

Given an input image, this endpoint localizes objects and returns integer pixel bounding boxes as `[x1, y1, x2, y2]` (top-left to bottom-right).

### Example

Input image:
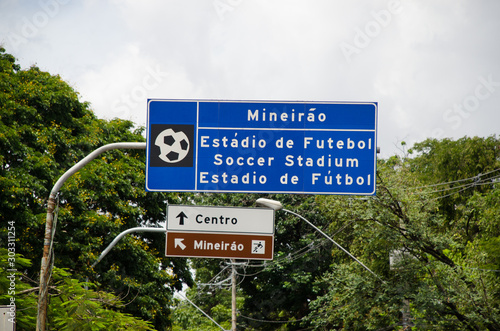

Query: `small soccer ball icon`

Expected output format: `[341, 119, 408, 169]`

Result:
[155, 128, 190, 163]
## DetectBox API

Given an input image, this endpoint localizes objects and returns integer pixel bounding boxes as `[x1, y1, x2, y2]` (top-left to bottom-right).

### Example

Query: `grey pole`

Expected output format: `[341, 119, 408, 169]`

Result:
[231, 259, 237, 331]
[37, 142, 146, 331]
[255, 198, 384, 283]
[282, 208, 384, 282]
[91, 227, 165, 268]
[90, 226, 229, 331]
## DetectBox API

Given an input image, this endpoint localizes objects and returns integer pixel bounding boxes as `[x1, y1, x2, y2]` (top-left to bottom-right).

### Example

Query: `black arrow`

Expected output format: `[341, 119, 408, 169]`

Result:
[176, 211, 188, 225]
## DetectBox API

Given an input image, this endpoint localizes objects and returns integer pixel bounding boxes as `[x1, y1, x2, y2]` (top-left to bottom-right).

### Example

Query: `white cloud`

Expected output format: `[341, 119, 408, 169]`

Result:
[1, 0, 499, 156]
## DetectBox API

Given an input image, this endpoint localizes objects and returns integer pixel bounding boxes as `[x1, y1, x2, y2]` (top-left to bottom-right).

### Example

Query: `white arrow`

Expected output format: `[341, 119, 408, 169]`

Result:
[174, 238, 186, 250]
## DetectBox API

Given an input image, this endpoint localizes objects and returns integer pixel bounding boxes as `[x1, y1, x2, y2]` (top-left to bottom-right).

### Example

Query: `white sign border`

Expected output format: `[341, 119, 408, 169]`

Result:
[166, 205, 275, 235]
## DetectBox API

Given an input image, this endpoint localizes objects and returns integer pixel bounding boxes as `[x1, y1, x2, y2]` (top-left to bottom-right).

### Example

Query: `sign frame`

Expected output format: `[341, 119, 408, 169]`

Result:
[166, 205, 275, 235]
[165, 231, 274, 260]
[146, 99, 378, 195]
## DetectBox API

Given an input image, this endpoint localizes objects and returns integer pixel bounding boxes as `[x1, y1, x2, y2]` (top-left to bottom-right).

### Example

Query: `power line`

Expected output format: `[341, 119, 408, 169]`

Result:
[238, 313, 308, 324]
[192, 233, 332, 292]
[386, 169, 500, 202]
[457, 265, 500, 273]
[404, 168, 500, 191]
[427, 185, 476, 201]
[422, 174, 500, 201]
[176, 292, 227, 331]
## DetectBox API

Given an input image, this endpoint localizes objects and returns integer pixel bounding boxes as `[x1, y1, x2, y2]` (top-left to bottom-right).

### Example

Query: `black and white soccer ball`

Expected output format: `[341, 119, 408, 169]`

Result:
[154, 128, 190, 163]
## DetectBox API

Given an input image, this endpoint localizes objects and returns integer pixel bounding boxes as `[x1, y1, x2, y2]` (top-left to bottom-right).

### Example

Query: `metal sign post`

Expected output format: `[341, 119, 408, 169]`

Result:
[36, 142, 146, 331]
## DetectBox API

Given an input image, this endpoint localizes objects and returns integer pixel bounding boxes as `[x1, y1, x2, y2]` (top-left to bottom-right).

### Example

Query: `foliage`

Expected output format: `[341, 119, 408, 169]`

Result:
[308, 137, 500, 330]
[169, 193, 334, 330]
[49, 268, 154, 331]
[0, 47, 193, 329]
[0, 249, 153, 330]
[171, 137, 500, 330]
[0, 249, 36, 330]
[170, 287, 237, 331]
[2, 47, 499, 329]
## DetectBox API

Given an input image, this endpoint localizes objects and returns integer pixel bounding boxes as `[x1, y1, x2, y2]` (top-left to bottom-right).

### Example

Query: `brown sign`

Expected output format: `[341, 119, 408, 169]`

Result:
[166, 231, 274, 260]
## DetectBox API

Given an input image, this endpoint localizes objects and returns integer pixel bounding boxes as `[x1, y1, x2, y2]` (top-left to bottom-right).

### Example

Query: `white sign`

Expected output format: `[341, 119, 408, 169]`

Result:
[167, 205, 274, 234]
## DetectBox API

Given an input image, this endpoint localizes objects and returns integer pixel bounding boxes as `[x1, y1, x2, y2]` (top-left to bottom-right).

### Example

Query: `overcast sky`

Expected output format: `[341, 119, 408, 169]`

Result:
[1, 0, 499, 157]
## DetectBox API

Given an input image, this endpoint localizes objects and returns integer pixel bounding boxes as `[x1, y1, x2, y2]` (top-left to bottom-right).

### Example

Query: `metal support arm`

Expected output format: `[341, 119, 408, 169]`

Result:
[91, 227, 165, 268]
[37, 142, 146, 331]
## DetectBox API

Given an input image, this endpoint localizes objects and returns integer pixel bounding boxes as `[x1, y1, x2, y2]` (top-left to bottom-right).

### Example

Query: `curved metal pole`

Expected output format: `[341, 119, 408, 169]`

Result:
[91, 227, 165, 268]
[282, 208, 384, 283]
[256, 198, 384, 282]
[90, 227, 227, 330]
[51, 142, 146, 195]
[37, 142, 146, 331]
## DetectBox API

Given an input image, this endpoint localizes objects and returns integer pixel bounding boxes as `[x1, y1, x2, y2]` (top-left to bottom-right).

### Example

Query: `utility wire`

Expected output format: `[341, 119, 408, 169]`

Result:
[427, 185, 476, 201]
[238, 240, 328, 274]
[238, 313, 309, 324]
[422, 174, 500, 201]
[176, 292, 227, 331]
[402, 168, 500, 193]
[415, 177, 499, 197]
[195, 237, 329, 289]
[404, 168, 500, 190]
[385, 170, 500, 202]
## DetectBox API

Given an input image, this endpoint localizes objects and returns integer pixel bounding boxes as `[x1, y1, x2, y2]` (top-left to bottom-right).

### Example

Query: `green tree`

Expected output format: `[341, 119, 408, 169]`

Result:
[171, 193, 334, 330]
[308, 137, 500, 330]
[408, 136, 500, 238]
[0, 47, 193, 329]
[0, 249, 154, 330]
[170, 285, 239, 331]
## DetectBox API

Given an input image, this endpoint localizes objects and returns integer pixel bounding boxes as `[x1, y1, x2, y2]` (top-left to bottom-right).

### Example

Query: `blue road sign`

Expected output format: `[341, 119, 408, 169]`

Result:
[146, 100, 378, 195]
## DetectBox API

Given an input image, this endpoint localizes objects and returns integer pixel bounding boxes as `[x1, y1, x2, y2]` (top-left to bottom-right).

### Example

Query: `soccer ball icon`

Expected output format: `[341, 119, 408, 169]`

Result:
[155, 128, 190, 163]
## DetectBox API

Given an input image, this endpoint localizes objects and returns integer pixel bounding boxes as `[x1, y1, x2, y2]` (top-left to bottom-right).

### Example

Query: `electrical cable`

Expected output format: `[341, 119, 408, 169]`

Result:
[427, 185, 476, 201]
[238, 313, 309, 324]
[425, 174, 500, 201]
[404, 168, 500, 191]
[416, 181, 476, 195]
[195, 237, 328, 288]
[241, 240, 328, 274]
[387, 169, 500, 202]
[197, 264, 231, 288]
[457, 265, 500, 273]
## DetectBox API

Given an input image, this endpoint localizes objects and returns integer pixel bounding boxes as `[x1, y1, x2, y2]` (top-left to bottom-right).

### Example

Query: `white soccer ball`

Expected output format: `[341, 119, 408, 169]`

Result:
[155, 128, 190, 163]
